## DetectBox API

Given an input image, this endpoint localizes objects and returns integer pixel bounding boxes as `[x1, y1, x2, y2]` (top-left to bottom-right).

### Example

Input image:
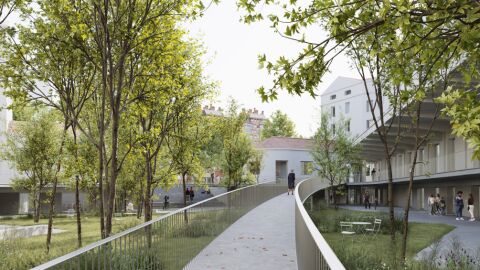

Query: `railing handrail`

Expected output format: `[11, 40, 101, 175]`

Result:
[294, 178, 346, 270]
[32, 180, 278, 270]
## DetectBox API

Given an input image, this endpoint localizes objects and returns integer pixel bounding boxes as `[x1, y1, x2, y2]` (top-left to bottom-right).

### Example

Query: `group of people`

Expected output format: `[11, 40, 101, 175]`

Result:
[428, 194, 446, 216]
[428, 192, 475, 221]
[363, 191, 379, 210]
[454, 191, 475, 221]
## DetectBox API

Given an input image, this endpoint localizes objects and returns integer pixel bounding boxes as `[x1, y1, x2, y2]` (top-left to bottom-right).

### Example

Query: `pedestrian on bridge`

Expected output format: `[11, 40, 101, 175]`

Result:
[287, 169, 295, 195]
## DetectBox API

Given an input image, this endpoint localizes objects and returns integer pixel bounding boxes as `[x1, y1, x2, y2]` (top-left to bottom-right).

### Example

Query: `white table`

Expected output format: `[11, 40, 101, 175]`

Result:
[350, 221, 372, 236]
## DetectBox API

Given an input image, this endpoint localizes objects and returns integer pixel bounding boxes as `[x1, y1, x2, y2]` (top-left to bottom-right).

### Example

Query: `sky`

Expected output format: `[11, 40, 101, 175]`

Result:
[187, 1, 358, 137]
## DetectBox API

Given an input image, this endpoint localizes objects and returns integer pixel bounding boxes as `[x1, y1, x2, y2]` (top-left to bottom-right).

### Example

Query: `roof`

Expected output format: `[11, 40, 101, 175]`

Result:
[321, 76, 367, 96]
[255, 137, 314, 150]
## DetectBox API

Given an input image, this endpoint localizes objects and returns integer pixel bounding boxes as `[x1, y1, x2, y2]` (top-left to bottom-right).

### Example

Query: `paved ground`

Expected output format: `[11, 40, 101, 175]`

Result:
[186, 193, 297, 270]
[340, 205, 480, 259]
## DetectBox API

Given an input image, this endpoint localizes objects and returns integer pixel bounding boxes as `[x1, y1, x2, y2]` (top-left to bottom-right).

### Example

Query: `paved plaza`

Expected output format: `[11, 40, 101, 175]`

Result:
[187, 193, 297, 270]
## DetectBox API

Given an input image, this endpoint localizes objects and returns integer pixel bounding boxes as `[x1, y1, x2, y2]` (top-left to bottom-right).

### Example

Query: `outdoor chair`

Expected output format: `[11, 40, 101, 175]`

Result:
[364, 218, 382, 239]
[340, 221, 355, 245]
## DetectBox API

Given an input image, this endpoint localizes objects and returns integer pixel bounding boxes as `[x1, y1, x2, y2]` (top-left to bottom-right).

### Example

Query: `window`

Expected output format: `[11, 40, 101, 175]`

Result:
[366, 100, 370, 112]
[301, 161, 314, 175]
[345, 89, 351, 95]
[332, 124, 336, 134]
[330, 94, 336, 100]
[331, 106, 336, 117]
[366, 120, 370, 129]
[345, 102, 350, 114]
[346, 120, 350, 132]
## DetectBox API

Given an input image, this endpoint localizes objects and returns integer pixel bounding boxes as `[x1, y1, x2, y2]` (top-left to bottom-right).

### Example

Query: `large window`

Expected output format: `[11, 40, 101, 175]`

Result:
[345, 102, 350, 114]
[331, 106, 336, 117]
[301, 161, 314, 175]
[366, 100, 370, 112]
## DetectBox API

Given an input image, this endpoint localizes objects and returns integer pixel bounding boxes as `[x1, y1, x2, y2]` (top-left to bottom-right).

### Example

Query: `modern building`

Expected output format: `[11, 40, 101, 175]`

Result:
[321, 76, 480, 217]
[255, 137, 315, 183]
[320, 76, 388, 139]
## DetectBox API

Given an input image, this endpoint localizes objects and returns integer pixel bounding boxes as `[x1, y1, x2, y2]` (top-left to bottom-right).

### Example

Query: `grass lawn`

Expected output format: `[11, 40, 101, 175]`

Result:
[0, 215, 158, 270]
[0, 208, 244, 270]
[308, 206, 454, 269]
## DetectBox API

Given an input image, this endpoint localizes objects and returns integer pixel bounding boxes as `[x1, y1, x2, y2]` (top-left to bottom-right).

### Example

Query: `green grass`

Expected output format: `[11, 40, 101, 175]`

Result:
[308, 206, 454, 270]
[0, 209, 247, 270]
[0, 215, 160, 270]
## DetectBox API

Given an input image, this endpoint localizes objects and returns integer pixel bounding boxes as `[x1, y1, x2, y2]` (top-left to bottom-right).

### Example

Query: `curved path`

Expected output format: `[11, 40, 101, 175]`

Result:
[186, 193, 297, 270]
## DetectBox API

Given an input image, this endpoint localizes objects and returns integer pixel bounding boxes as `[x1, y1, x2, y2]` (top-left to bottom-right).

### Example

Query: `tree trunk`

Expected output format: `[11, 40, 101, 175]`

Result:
[182, 172, 188, 223]
[105, 110, 120, 237]
[33, 191, 40, 223]
[385, 158, 395, 241]
[75, 175, 82, 247]
[144, 151, 153, 223]
[46, 126, 67, 253]
[401, 163, 416, 263]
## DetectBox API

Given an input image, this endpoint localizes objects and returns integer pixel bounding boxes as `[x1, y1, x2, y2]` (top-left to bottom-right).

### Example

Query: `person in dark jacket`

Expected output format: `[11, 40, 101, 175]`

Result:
[189, 187, 195, 202]
[287, 170, 295, 195]
[455, 191, 464, 220]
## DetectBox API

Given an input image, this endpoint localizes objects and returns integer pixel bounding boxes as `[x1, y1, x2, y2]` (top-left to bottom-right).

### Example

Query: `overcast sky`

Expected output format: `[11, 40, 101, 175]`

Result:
[187, 1, 359, 137]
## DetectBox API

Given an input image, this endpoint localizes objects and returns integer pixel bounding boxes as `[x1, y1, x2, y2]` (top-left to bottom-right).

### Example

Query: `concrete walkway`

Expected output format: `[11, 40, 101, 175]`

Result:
[340, 205, 480, 259]
[186, 193, 297, 270]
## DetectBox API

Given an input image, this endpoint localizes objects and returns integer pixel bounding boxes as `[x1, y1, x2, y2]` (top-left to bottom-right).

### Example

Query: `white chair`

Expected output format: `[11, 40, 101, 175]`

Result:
[340, 221, 355, 244]
[364, 218, 382, 239]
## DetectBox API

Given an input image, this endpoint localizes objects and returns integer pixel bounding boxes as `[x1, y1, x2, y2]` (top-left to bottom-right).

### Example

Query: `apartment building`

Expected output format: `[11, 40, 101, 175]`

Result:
[321, 76, 480, 217]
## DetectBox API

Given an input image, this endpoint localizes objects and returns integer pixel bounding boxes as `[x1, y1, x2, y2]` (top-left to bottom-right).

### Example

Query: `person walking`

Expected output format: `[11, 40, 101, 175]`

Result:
[189, 187, 195, 202]
[440, 197, 446, 215]
[428, 194, 436, 215]
[287, 169, 295, 195]
[455, 191, 464, 221]
[468, 193, 475, 221]
[364, 191, 371, 209]
[163, 195, 169, 210]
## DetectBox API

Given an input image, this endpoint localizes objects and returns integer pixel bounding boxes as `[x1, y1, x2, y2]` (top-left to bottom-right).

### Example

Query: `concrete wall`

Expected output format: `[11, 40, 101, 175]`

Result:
[258, 149, 315, 183]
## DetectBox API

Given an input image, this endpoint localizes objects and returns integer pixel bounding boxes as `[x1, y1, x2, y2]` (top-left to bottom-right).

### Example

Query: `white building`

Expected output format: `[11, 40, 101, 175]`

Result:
[320, 76, 480, 217]
[320, 76, 388, 139]
[256, 137, 315, 183]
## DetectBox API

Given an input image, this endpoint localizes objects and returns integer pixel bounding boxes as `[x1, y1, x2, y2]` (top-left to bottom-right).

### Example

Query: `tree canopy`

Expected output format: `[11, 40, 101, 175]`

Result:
[261, 110, 297, 139]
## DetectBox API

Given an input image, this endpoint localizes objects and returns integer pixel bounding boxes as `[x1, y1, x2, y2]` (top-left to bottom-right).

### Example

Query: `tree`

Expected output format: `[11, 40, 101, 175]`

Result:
[238, 1, 471, 264]
[261, 110, 296, 139]
[219, 101, 254, 190]
[438, 88, 480, 160]
[311, 113, 360, 209]
[248, 149, 263, 184]
[2, 109, 62, 223]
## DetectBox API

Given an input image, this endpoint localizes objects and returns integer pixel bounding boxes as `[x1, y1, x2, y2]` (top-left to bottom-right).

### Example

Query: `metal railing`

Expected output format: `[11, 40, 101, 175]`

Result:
[294, 177, 346, 270]
[33, 181, 286, 270]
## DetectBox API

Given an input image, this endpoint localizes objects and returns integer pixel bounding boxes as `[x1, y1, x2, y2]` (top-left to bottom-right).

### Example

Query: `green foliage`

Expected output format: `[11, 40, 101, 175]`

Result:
[437, 87, 480, 160]
[218, 100, 255, 189]
[311, 113, 361, 204]
[261, 110, 297, 139]
[247, 149, 263, 183]
[2, 108, 63, 199]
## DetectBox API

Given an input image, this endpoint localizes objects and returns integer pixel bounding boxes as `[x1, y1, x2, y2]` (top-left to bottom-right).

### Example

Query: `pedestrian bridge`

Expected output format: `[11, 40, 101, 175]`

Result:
[33, 178, 344, 270]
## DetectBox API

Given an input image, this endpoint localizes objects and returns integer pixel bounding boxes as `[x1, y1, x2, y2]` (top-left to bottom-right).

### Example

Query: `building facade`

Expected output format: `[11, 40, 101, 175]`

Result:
[321, 76, 480, 217]
[256, 137, 315, 183]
